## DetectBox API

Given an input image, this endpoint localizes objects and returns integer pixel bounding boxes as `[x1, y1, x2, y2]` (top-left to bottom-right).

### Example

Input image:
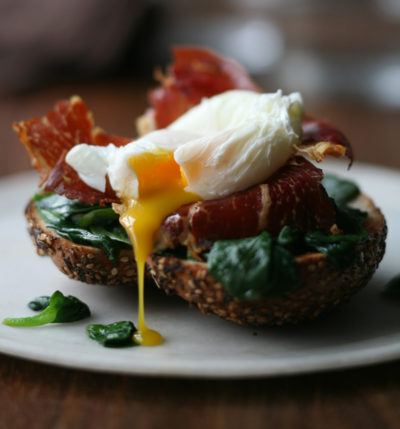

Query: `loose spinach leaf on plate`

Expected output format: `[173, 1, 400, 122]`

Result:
[28, 296, 50, 311]
[87, 321, 137, 347]
[50, 291, 91, 323]
[3, 291, 91, 327]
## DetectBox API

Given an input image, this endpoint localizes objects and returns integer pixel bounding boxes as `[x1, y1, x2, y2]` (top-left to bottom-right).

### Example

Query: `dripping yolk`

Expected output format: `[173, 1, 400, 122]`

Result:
[119, 150, 200, 346]
[131, 149, 189, 197]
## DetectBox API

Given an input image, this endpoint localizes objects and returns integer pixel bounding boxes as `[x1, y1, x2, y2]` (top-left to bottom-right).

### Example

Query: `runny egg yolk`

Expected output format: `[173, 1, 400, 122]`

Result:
[119, 150, 200, 346]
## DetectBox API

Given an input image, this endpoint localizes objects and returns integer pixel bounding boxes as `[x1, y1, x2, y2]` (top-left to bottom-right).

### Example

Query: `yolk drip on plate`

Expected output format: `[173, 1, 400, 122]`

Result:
[119, 150, 200, 346]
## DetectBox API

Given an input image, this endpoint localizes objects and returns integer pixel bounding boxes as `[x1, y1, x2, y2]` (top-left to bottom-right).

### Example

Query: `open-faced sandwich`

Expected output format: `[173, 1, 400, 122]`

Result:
[15, 47, 387, 344]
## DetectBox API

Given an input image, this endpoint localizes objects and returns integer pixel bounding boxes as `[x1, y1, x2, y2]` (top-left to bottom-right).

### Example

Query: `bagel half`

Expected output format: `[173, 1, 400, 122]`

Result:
[25, 193, 387, 326]
[25, 200, 137, 286]
[147, 194, 387, 326]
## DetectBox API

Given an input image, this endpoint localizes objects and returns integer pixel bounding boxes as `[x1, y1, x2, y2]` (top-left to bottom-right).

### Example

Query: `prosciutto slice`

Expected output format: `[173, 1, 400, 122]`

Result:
[148, 46, 261, 128]
[299, 116, 353, 165]
[155, 157, 336, 252]
[144, 47, 353, 165]
[14, 96, 127, 204]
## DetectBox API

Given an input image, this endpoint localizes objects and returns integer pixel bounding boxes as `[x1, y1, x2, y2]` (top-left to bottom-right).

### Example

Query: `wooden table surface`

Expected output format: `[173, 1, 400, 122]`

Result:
[1, 81, 400, 429]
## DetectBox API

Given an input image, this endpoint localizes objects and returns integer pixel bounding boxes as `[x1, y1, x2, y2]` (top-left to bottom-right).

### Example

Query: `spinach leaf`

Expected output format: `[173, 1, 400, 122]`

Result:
[56, 224, 122, 260]
[304, 230, 363, 270]
[322, 174, 360, 206]
[79, 208, 119, 228]
[335, 205, 368, 235]
[87, 321, 136, 347]
[3, 291, 90, 327]
[277, 225, 304, 253]
[50, 291, 91, 323]
[89, 225, 132, 246]
[208, 231, 300, 299]
[382, 274, 400, 300]
[28, 296, 50, 311]
[35, 193, 100, 219]
[34, 193, 131, 260]
[304, 204, 368, 270]
[207, 201, 369, 299]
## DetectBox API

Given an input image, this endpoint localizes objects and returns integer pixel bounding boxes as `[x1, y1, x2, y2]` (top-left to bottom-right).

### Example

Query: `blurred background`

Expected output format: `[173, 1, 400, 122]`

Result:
[1, 0, 400, 176]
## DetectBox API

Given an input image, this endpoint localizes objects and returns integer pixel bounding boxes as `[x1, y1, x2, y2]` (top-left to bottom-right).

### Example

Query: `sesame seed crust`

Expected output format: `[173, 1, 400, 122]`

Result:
[25, 200, 137, 286]
[148, 194, 387, 326]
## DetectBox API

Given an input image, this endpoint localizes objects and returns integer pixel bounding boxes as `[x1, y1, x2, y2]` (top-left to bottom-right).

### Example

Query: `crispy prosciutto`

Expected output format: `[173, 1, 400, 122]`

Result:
[44, 157, 119, 205]
[14, 96, 126, 205]
[155, 157, 335, 252]
[148, 46, 261, 129]
[143, 47, 353, 165]
[300, 117, 353, 165]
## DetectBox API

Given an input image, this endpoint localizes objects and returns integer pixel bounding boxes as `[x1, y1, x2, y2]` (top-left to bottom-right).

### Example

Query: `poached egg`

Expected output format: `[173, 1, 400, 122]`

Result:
[65, 89, 304, 346]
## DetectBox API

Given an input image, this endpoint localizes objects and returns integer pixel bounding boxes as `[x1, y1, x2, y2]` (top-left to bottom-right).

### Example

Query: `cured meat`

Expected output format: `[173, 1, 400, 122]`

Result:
[14, 49, 353, 218]
[299, 117, 353, 165]
[149, 46, 261, 128]
[266, 157, 334, 234]
[143, 48, 353, 164]
[92, 129, 131, 148]
[14, 96, 128, 204]
[14, 97, 93, 185]
[44, 157, 118, 205]
[155, 157, 336, 252]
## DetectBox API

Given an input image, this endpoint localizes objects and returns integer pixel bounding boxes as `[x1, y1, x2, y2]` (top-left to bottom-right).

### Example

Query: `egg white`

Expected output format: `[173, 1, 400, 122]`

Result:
[66, 89, 304, 200]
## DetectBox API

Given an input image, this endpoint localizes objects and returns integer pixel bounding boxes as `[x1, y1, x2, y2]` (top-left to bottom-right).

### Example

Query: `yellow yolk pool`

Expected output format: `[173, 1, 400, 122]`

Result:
[119, 150, 200, 346]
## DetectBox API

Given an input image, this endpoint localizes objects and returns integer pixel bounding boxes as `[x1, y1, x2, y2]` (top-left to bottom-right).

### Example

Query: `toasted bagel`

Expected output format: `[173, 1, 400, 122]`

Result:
[147, 194, 387, 326]
[25, 200, 137, 286]
[25, 193, 386, 326]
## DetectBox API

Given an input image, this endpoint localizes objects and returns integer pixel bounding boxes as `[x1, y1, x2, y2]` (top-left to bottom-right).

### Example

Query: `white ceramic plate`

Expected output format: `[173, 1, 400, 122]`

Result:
[0, 162, 399, 378]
